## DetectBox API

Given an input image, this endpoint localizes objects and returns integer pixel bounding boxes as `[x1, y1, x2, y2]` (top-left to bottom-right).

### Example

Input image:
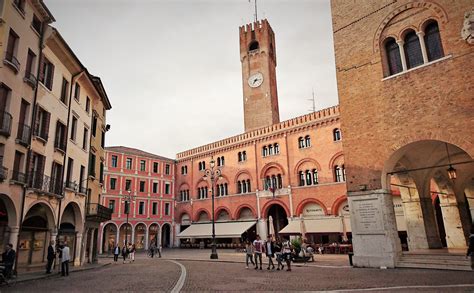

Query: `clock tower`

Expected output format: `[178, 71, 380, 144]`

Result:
[240, 19, 280, 132]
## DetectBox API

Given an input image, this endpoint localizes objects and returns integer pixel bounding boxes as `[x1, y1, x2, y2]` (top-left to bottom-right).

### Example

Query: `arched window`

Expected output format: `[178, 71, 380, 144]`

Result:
[224, 183, 228, 195]
[249, 41, 259, 51]
[299, 171, 305, 186]
[385, 37, 402, 75]
[271, 175, 277, 189]
[277, 174, 282, 189]
[424, 21, 443, 62]
[237, 181, 242, 194]
[312, 169, 319, 185]
[246, 179, 251, 192]
[268, 144, 274, 155]
[217, 157, 221, 167]
[274, 143, 280, 154]
[242, 151, 247, 161]
[304, 135, 311, 147]
[262, 146, 268, 157]
[221, 156, 225, 166]
[238, 152, 242, 162]
[198, 162, 202, 170]
[265, 176, 271, 190]
[335, 165, 345, 182]
[333, 128, 341, 141]
[305, 170, 312, 186]
[404, 31, 423, 69]
[298, 137, 304, 149]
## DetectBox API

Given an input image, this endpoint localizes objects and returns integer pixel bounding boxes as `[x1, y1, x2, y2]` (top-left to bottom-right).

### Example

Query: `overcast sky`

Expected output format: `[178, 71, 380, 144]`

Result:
[45, 0, 339, 159]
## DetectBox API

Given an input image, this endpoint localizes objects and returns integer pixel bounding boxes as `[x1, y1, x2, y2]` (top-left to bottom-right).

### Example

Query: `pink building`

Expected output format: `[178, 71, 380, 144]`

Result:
[99, 146, 175, 253]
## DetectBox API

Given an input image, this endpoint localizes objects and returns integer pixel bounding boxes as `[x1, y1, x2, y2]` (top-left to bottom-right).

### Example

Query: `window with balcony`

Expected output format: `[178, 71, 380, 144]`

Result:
[60, 78, 69, 105]
[0, 85, 12, 138]
[70, 116, 77, 141]
[140, 160, 146, 171]
[5, 29, 20, 73]
[34, 107, 50, 142]
[153, 162, 159, 173]
[28, 152, 45, 190]
[79, 165, 86, 194]
[110, 178, 116, 190]
[50, 162, 63, 195]
[139, 181, 145, 192]
[126, 158, 132, 169]
[16, 99, 30, 146]
[12, 151, 25, 183]
[54, 120, 66, 152]
[32, 14, 42, 34]
[74, 83, 80, 102]
[111, 155, 118, 168]
[24, 49, 36, 87]
[39, 56, 54, 90]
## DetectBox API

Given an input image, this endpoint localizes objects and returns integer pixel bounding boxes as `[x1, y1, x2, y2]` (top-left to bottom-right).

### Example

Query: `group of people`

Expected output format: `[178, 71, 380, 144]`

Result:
[45, 241, 71, 276]
[245, 235, 293, 272]
[112, 243, 136, 264]
[148, 242, 162, 258]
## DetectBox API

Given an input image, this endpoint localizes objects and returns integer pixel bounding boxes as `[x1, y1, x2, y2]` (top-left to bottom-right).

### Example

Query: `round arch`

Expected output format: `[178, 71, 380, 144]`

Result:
[24, 200, 56, 229]
[161, 223, 172, 248]
[194, 208, 211, 222]
[233, 204, 257, 220]
[398, 26, 418, 40]
[0, 194, 18, 228]
[61, 202, 84, 233]
[295, 198, 328, 216]
[179, 183, 190, 190]
[328, 152, 344, 170]
[294, 158, 322, 175]
[234, 169, 253, 183]
[214, 206, 232, 221]
[261, 200, 290, 219]
[260, 162, 286, 179]
[331, 195, 349, 216]
[101, 222, 118, 253]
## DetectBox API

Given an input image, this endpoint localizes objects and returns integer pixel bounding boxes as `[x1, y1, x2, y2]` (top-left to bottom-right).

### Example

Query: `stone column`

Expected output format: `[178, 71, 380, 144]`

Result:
[115, 228, 120, 246]
[144, 227, 149, 250]
[400, 196, 430, 250]
[439, 194, 467, 248]
[81, 229, 89, 264]
[396, 40, 407, 71]
[349, 190, 401, 268]
[9, 226, 19, 252]
[416, 31, 429, 64]
[130, 227, 135, 245]
[418, 197, 442, 248]
[74, 233, 83, 266]
[89, 229, 95, 263]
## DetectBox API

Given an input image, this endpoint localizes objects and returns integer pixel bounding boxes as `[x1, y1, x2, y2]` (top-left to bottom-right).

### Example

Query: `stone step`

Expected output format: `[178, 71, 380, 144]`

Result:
[398, 258, 470, 266]
[396, 262, 472, 271]
[400, 255, 468, 261]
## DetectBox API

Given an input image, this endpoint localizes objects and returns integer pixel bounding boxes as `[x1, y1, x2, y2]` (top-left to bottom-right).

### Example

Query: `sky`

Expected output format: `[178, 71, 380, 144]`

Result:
[45, 0, 339, 159]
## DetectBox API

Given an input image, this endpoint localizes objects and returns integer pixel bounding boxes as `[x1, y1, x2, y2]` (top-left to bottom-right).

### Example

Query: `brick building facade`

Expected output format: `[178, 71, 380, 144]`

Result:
[99, 146, 175, 253]
[331, 0, 474, 268]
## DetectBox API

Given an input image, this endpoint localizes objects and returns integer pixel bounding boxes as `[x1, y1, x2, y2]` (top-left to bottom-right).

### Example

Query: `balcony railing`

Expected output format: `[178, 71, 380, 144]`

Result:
[16, 123, 31, 147]
[3, 52, 20, 73]
[11, 170, 27, 184]
[86, 203, 112, 222]
[28, 172, 63, 196]
[0, 111, 13, 137]
[23, 72, 37, 89]
[33, 127, 48, 142]
[54, 138, 66, 153]
[64, 180, 77, 191]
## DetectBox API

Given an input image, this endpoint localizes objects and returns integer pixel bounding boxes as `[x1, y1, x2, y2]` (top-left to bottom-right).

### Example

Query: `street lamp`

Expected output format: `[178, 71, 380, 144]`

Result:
[123, 190, 136, 246]
[202, 157, 222, 259]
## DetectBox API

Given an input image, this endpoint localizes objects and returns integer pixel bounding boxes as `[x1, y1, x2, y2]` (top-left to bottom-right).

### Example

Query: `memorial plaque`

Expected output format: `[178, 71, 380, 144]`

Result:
[351, 198, 383, 234]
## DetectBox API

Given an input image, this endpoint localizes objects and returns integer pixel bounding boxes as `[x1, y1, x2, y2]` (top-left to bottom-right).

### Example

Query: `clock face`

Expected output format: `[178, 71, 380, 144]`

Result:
[248, 72, 264, 88]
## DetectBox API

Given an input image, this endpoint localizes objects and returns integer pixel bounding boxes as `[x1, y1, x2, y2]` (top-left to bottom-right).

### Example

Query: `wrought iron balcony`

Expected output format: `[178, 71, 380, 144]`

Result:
[23, 72, 37, 89]
[33, 126, 48, 142]
[86, 203, 112, 223]
[11, 170, 27, 184]
[28, 172, 63, 197]
[3, 52, 20, 73]
[0, 111, 12, 137]
[16, 123, 31, 147]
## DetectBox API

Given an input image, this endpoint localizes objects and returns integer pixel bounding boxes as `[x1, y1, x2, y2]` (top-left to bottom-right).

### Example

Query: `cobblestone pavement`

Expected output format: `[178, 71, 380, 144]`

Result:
[6, 253, 474, 292]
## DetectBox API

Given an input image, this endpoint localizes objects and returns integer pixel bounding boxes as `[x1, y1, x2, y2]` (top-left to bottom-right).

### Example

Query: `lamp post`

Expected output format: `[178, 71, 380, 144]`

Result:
[123, 190, 136, 246]
[202, 157, 222, 259]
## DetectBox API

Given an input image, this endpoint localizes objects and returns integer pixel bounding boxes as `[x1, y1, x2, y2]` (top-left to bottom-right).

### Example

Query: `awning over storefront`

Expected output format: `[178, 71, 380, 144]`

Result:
[280, 215, 407, 235]
[177, 220, 256, 238]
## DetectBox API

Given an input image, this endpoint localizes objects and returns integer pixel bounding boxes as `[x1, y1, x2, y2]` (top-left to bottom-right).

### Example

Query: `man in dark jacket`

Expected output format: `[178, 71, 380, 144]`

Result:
[265, 235, 275, 270]
[46, 240, 56, 274]
[467, 226, 474, 270]
[1, 244, 15, 278]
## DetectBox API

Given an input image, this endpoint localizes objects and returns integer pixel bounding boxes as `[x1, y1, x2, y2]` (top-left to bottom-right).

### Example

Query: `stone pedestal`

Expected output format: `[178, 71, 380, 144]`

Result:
[349, 189, 401, 268]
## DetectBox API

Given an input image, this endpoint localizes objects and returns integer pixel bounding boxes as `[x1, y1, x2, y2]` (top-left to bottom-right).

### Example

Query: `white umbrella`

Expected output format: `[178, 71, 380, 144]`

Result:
[268, 215, 275, 240]
[299, 214, 307, 241]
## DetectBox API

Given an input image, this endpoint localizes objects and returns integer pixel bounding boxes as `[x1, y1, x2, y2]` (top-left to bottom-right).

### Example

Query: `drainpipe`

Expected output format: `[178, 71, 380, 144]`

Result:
[57, 69, 84, 234]
[14, 21, 47, 272]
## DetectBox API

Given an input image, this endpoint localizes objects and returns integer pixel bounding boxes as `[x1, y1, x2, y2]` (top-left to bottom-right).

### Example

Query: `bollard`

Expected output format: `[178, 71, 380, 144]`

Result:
[348, 252, 353, 266]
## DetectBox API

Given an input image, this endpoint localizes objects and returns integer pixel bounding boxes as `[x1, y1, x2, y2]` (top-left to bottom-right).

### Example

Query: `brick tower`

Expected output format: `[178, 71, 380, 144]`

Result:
[240, 19, 280, 132]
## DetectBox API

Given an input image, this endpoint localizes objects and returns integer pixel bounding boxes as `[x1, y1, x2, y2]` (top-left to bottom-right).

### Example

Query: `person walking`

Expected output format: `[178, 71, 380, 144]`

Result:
[113, 244, 120, 263]
[244, 240, 255, 269]
[1, 244, 15, 279]
[265, 235, 275, 270]
[158, 244, 162, 258]
[149, 242, 156, 258]
[253, 235, 264, 270]
[282, 238, 292, 272]
[60, 242, 70, 277]
[467, 226, 474, 270]
[129, 244, 136, 262]
[121, 244, 128, 264]
[46, 241, 56, 274]
[274, 238, 284, 271]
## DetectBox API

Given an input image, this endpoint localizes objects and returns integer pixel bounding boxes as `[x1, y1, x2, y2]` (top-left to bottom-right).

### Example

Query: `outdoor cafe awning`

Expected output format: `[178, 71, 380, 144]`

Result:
[177, 220, 256, 238]
[279, 217, 351, 235]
